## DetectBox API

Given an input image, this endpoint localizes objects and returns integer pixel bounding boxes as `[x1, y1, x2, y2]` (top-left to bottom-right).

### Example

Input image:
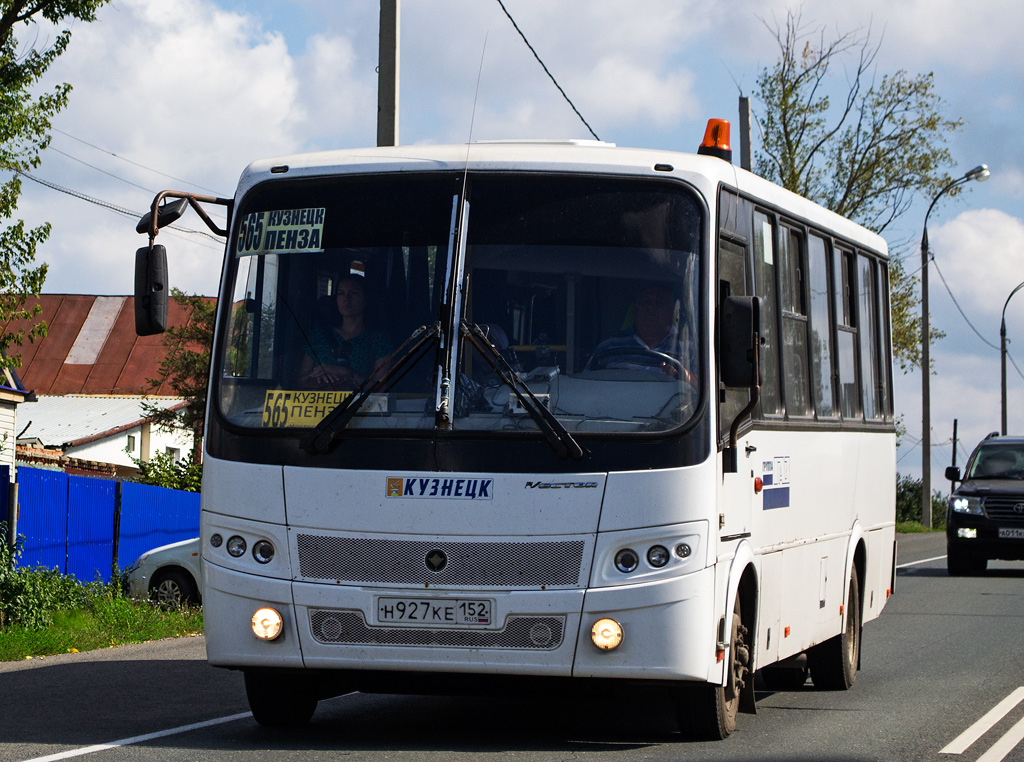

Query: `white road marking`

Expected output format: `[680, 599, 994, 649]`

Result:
[19, 712, 252, 762]
[896, 554, 946, 569]
[976, 715, 1024, 762]
[940, 687, 1024, 755]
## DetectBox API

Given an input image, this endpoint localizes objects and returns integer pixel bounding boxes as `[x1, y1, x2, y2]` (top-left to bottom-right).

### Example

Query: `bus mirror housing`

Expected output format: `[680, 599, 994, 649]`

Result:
[136, 197, 188, 234]
[720, 296, 760, 388]
[720, 296, 761, 473]
[135, 244, 168, 335]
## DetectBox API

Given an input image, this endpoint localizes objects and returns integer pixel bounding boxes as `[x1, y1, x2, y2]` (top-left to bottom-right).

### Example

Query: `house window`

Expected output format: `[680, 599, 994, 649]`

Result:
[166, 447, 181, 463]
[126, 435, 136, 453]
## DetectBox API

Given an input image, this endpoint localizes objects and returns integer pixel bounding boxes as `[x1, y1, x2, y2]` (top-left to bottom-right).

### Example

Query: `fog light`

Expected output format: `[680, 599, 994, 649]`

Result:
[675, 542, 692, 558]
[252, 607, 283, 640]
[614, 548, 639, 573]
[227, 535, 246, 557]
[252, 540, 275, 564]
[957, 527, 978, 539]
[591, 618, 623, 650]
[210, 533, 223, 548]
[647, 545, 670, 568]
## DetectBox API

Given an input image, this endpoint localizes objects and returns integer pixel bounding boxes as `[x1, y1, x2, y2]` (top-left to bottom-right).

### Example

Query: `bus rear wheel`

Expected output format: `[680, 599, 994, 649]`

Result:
[674, 593, 749, 740]
[808, 568, 860, 690]
[244, 670, 319, 727]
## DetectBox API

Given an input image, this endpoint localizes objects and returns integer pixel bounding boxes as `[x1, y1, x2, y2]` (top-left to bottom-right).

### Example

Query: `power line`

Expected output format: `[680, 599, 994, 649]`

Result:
[18, 170, 224, 246]
[51, 128, 225, 195]
[929, 254, 999, 351]
[47, 146, 156, 194]
[494, 0, 601, 141]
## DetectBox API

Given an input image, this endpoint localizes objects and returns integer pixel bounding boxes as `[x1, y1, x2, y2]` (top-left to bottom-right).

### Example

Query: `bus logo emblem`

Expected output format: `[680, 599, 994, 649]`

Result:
[386, 478, 403, 497]
[425, 550, 448, 573]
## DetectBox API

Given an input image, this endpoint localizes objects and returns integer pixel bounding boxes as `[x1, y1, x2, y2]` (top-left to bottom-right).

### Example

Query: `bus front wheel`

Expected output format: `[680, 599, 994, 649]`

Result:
[808, 568, 860, 690]
[674, 593, 749, 740]
[244, 670, 319, 727]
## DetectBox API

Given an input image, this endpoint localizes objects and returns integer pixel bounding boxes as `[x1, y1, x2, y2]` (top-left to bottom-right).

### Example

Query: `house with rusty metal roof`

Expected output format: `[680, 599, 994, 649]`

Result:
[2, 295, 212, 476]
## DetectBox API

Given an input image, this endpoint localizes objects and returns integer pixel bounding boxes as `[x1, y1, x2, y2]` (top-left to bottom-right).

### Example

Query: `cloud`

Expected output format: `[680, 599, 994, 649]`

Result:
[931, 209, 1024, 318]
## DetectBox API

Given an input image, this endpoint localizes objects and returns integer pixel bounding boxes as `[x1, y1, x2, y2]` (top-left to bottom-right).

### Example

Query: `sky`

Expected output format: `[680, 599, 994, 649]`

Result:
[10, 0, 1024, 490]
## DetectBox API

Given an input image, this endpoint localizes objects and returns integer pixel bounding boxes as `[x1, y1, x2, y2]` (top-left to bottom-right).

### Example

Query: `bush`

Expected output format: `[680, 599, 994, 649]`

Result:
[896, 473, 946, 529]
[0, 524, 83, 630]
[130, 451, 202, 492]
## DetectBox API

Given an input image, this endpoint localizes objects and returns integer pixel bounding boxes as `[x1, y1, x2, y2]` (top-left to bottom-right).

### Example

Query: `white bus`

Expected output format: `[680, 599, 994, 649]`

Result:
[134, 120, 896, 740]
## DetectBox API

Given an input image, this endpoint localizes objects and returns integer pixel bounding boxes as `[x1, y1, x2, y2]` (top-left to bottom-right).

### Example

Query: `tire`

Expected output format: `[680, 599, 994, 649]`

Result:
[947, 545, 987, 576]
[149, 569, 199, 607]
[808, 568, 860, 690]
[245, 670, 319, 728]
[760, 664, 809, 691]
[675, 593, 750, 740]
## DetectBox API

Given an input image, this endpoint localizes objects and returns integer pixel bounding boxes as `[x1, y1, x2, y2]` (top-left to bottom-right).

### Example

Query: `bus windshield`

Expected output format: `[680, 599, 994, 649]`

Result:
[216, 172, 704, 437]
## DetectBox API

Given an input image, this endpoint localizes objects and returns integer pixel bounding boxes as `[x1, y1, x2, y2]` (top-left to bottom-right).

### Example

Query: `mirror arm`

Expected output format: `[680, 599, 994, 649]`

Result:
[146, 190, 233, 240]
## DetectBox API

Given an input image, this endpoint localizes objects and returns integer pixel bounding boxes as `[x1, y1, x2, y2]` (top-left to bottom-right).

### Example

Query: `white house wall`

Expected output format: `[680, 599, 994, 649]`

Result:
[66, 424, 195, 468]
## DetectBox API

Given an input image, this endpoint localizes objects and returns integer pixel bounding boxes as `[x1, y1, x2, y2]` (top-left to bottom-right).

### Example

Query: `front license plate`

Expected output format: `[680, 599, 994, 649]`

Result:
[376, 597, 493, 627]
[998, 527, 1024, 539]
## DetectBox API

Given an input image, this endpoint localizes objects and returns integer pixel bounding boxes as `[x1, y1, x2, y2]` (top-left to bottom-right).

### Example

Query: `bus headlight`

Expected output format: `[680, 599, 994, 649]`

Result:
[591, 618, 623, 650]
[252, 540, 275, 564]
[252, 607, 283, 640]
[646, 545, 670, 568]
[614, 548, 639, 573]
[227, 535, 247, 557]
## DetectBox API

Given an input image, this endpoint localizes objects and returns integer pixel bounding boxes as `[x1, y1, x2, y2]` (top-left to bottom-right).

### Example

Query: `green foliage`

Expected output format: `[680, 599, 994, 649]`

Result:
[895, 473, 946, 529]
[143, 288, 215, 447]
[1, 1, 110, 372]
[0, 523, 83, 630]
[752, 10, 962, 371]
[129, 449, 202, 492]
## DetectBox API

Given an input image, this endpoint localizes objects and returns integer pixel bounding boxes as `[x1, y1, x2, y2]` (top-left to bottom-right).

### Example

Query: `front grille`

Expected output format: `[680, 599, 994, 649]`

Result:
[296, 534, 586, 587]
[309, 609, 565, 650]
[984, 495, 1024, 523]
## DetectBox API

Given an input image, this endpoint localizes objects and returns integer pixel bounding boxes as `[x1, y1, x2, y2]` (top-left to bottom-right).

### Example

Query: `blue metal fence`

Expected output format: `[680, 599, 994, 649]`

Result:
[14, 467, 200, 583]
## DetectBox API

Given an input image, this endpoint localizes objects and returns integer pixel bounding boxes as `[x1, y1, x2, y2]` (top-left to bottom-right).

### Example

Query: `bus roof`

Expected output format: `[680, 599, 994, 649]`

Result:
[235, 141, 888, 257]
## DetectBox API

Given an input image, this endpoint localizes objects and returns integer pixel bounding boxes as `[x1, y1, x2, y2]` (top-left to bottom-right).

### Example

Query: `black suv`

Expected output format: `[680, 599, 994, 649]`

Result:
[945, 433, 1024, 575]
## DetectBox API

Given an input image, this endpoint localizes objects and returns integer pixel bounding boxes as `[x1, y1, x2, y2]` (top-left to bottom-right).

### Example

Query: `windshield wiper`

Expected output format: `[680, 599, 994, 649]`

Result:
[461, 321, 584, 460]
[301, 323, 441, 454]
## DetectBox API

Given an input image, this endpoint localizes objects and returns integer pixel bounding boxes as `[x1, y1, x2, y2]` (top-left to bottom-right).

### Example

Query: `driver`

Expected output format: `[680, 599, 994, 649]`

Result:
[589, 283, 694, 383]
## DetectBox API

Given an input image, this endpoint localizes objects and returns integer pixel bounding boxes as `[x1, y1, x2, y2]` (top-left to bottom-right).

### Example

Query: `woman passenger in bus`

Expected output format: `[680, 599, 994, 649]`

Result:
[587, 283, 695, 385]
[298, 274, 393, 390]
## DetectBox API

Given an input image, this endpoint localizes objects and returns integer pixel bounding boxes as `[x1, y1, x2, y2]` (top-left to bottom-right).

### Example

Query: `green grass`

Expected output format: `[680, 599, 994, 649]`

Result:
[2, 525, 202, 661]
[0, 593, 203, 661]
[896, 521, 945, 534]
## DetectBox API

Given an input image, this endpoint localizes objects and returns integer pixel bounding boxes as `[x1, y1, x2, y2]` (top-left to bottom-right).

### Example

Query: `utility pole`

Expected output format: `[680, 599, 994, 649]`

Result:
[738, 97, 752, 171]
[377, 0, 400, 147]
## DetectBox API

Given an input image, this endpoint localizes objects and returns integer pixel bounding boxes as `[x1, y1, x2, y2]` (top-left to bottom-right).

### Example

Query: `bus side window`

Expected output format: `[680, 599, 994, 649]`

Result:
[834, 247, 861, 419]
[779, 225, 811, 418]
[753, 211, 781, 416]
[806, 234, 836, 418]
[718, 236, 750, 444]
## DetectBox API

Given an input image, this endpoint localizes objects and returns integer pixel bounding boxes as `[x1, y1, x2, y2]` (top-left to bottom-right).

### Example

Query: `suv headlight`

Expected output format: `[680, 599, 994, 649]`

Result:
[951, 496, 983, 515]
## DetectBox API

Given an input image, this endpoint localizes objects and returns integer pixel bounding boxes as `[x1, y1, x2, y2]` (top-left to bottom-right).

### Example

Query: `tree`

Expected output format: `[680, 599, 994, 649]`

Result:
[143, 289, 215, 457]
[752, 10, 961, 370]
[1, 1, 109, 370]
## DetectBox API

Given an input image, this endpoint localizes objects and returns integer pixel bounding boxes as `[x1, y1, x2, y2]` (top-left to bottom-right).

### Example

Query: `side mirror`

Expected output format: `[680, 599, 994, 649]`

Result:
[720, 295, 761, 388]
[945, 466, 962, 482]
[136, 198, 188, 234]
[135, 244, 168, 335]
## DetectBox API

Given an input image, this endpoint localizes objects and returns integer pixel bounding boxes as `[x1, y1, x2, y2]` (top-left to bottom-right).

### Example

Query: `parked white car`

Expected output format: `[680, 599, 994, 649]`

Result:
[128, 537, 202, 606]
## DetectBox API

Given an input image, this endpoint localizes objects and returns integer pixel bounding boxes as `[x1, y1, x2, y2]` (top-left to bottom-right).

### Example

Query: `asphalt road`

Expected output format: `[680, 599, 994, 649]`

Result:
[3, 532, 1023, 762]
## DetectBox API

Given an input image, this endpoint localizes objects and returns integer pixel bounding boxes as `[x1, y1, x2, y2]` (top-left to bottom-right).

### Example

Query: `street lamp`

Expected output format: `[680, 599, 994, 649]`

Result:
[1001, 281, 1024, 435]
[920, 164, 990, 528]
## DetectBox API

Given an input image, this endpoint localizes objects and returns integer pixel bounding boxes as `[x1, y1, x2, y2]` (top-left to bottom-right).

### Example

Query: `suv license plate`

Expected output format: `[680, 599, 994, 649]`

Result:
[998, 527, 1024, 539]
[376, 597, 492, 627]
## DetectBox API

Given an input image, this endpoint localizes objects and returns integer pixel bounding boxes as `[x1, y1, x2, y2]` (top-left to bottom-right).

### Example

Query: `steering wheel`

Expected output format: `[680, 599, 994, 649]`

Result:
[587, 347, 693, 386]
